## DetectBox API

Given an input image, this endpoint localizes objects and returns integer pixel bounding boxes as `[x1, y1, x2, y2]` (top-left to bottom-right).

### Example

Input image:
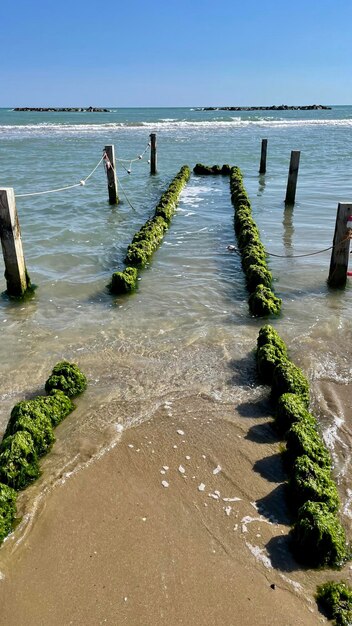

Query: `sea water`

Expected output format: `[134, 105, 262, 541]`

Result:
[0, 106, 351, 513]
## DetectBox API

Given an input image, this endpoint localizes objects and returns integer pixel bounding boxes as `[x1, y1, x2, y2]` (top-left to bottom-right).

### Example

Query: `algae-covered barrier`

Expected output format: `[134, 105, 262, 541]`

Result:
[316, 581, 352, 626]
[230, 167, 281, 317]
[0, 361, 87, 544]
[256, 325, 347, 569]
[109, 165, 190, 294]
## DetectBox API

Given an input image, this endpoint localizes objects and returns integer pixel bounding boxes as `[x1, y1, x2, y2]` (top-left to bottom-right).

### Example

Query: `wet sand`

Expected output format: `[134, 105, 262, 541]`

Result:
[0, 395, 324, 625]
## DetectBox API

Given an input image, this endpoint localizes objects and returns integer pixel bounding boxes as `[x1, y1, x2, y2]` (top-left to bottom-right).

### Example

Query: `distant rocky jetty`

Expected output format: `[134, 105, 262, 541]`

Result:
[13, 106, 110, 112]
[197, 104, 331, 111]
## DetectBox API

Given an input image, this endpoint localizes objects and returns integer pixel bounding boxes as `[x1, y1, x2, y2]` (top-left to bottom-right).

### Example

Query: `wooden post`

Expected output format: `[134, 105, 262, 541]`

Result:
[0, 188, 29, 297]
[328, 203, 352, 287]
[104, 145, 118, 205]
[285, 150, 300, 204]
[150, 133, 157, 175]
[259, 139, 268, 174]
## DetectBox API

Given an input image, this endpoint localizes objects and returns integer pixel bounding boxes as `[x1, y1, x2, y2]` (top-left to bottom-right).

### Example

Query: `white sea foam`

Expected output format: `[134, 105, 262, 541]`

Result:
[245, 542, 272, 569]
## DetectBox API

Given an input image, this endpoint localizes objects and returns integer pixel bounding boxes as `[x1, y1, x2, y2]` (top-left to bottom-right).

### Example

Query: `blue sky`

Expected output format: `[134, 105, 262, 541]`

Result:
[1, 0, 351, 106]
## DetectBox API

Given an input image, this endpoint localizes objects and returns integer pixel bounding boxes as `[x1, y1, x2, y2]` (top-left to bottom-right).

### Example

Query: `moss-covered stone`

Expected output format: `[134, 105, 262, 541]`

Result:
[257, 324, 287, 354]
[0, 482, 17, 544]
[271, 360, 310, 406]
[109, 266, 138, 294]
[257, 343, 286, 385]
[193, 163, 232, 175]
[317, 581, 352, 626]
[289, 455, 339, 512]
[6, 412, 54, 458]
[0, 431, 40, 490]
[41, 390, 74, 426]
[241, 245, 267, 273]
[7, 390, 74, 432]
[292, 500, 347, 568]
[248, 284, 282, 317]
[246, 264, 272, 292]
[275, 393, 316, 435]
[285, 421, 332, 470]
[45, 362, 87, 398]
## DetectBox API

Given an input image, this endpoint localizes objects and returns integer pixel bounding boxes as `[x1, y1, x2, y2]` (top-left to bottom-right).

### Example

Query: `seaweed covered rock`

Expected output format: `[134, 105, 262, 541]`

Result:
[275, 393, 316, 435]
[317, 581, 352, 626]
[246, 264, 272, 292]
[285, 421, 332, 470]
[257, 324, 287, 354]
[0, 431, 40, 490]
[0, 482, 17, 544]
[40, 390, 74, 426]
[249, 284, 282, 317]
[292, 500, 347, 568]
[45, 361, 87, 398]
[257, 343, 286, 385]
[109, 266, 138, 294]
[289, 455, 339, 513]
[125, 240, 154, 267]
[271, 359, 310, 407]
[6, 412, 54, 458]
[193, 163, 231, 175]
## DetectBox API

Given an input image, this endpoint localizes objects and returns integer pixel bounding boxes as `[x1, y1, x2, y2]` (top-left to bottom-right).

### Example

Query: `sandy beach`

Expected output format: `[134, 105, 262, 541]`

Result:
[0, 393, 326, 625]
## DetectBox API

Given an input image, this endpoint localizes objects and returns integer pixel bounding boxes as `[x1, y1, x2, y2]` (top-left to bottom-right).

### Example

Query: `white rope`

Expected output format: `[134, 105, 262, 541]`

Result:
[115, 142, 150, 165]
[15, 155, 105, 198]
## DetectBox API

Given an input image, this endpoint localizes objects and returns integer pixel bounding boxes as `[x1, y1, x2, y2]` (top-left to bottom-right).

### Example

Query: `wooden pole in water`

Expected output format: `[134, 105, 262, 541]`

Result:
[104, 145, 118, 205]
[328, 202, 352, 287]
[150, 133, 157, 175]
[259, 139, 268, 174]
[0, 188, 29, 297]
[285, 150, 300, 204]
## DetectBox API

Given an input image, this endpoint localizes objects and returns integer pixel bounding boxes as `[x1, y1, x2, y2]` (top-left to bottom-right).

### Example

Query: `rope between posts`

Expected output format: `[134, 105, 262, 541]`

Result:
[15, 155, 105, 198]
[228, 238, 350, 259]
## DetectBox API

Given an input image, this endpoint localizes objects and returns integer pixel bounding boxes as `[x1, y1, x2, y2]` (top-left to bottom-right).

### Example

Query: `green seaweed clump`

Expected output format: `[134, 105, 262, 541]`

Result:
[248, 284, 282, 317]
[257, 324, 287, 355]
[0, 431, 40, 490]
[275, 392, 316, 435]
[257, 343, 286, 385]
[193, 163, 231, 175]
[0, 482, 17, 544]
[317, 581, 352, 626]
[271, 359, 310, 407]
[45, 361, 87, 398]
[246, 264, 272, 292]
[109, 266, 138, 294]
[6, 412, 54, 458]
[289, 455, 339, 513]
[285, 421, 332, 470]
[292, 500, 347, 568]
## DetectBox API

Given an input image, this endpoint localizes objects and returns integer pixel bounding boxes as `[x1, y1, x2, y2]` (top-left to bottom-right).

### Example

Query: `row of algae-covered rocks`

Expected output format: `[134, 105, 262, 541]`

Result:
[108, 165, 191, 294]
[0, 362, 87, 545]
[257, 325, 352, 624]
[194, 163, 282, 317]
[109, 161, 281, 319]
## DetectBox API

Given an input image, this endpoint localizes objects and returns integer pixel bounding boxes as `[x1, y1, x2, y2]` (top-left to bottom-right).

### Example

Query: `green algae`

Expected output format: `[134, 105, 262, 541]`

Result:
[285, 421, 332, 470]
[193, 163, 231, 175]
[0, 482, 17, 544]
[6, 412, 54, 458]
[275, 393, 316, 435]
[109, 266, 138, 294]
[248, 284, 282, 317]
[246, 264, 273, 292]
[271, 359, 310, 406]
[292, 501, 347, 568]
[0, 431, 40, 491]
[289, 455, 339, 513]
[317, 581, 352, 626]
[45, 362, 87, 398]
[257, 343, 286, 385]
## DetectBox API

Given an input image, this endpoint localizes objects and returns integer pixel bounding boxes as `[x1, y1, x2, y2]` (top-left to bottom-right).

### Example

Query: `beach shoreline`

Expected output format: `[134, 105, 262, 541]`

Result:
[0, 395, 325, 625]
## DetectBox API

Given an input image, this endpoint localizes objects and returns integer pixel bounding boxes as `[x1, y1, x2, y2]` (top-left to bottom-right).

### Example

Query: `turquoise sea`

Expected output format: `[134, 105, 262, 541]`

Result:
[0, 106, 352, 540]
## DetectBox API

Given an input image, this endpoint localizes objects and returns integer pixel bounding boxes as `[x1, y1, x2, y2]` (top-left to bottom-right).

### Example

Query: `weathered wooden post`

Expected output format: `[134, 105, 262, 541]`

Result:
[103, 145, 118, 204]
[328, 203, 352, 287]
[150, 133, 157, 175]
[259, 139, 268, 174]
[0, 188, 30, 297]
[285, 150, 300, 204]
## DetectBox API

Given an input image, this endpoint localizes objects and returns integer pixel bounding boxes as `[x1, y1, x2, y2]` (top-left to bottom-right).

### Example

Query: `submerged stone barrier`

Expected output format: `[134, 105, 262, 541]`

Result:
[230, 167, 282, 317]
[0, 361, 87, 545]
[109, 165, 190, 294]
[256, 325, 347, 569]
